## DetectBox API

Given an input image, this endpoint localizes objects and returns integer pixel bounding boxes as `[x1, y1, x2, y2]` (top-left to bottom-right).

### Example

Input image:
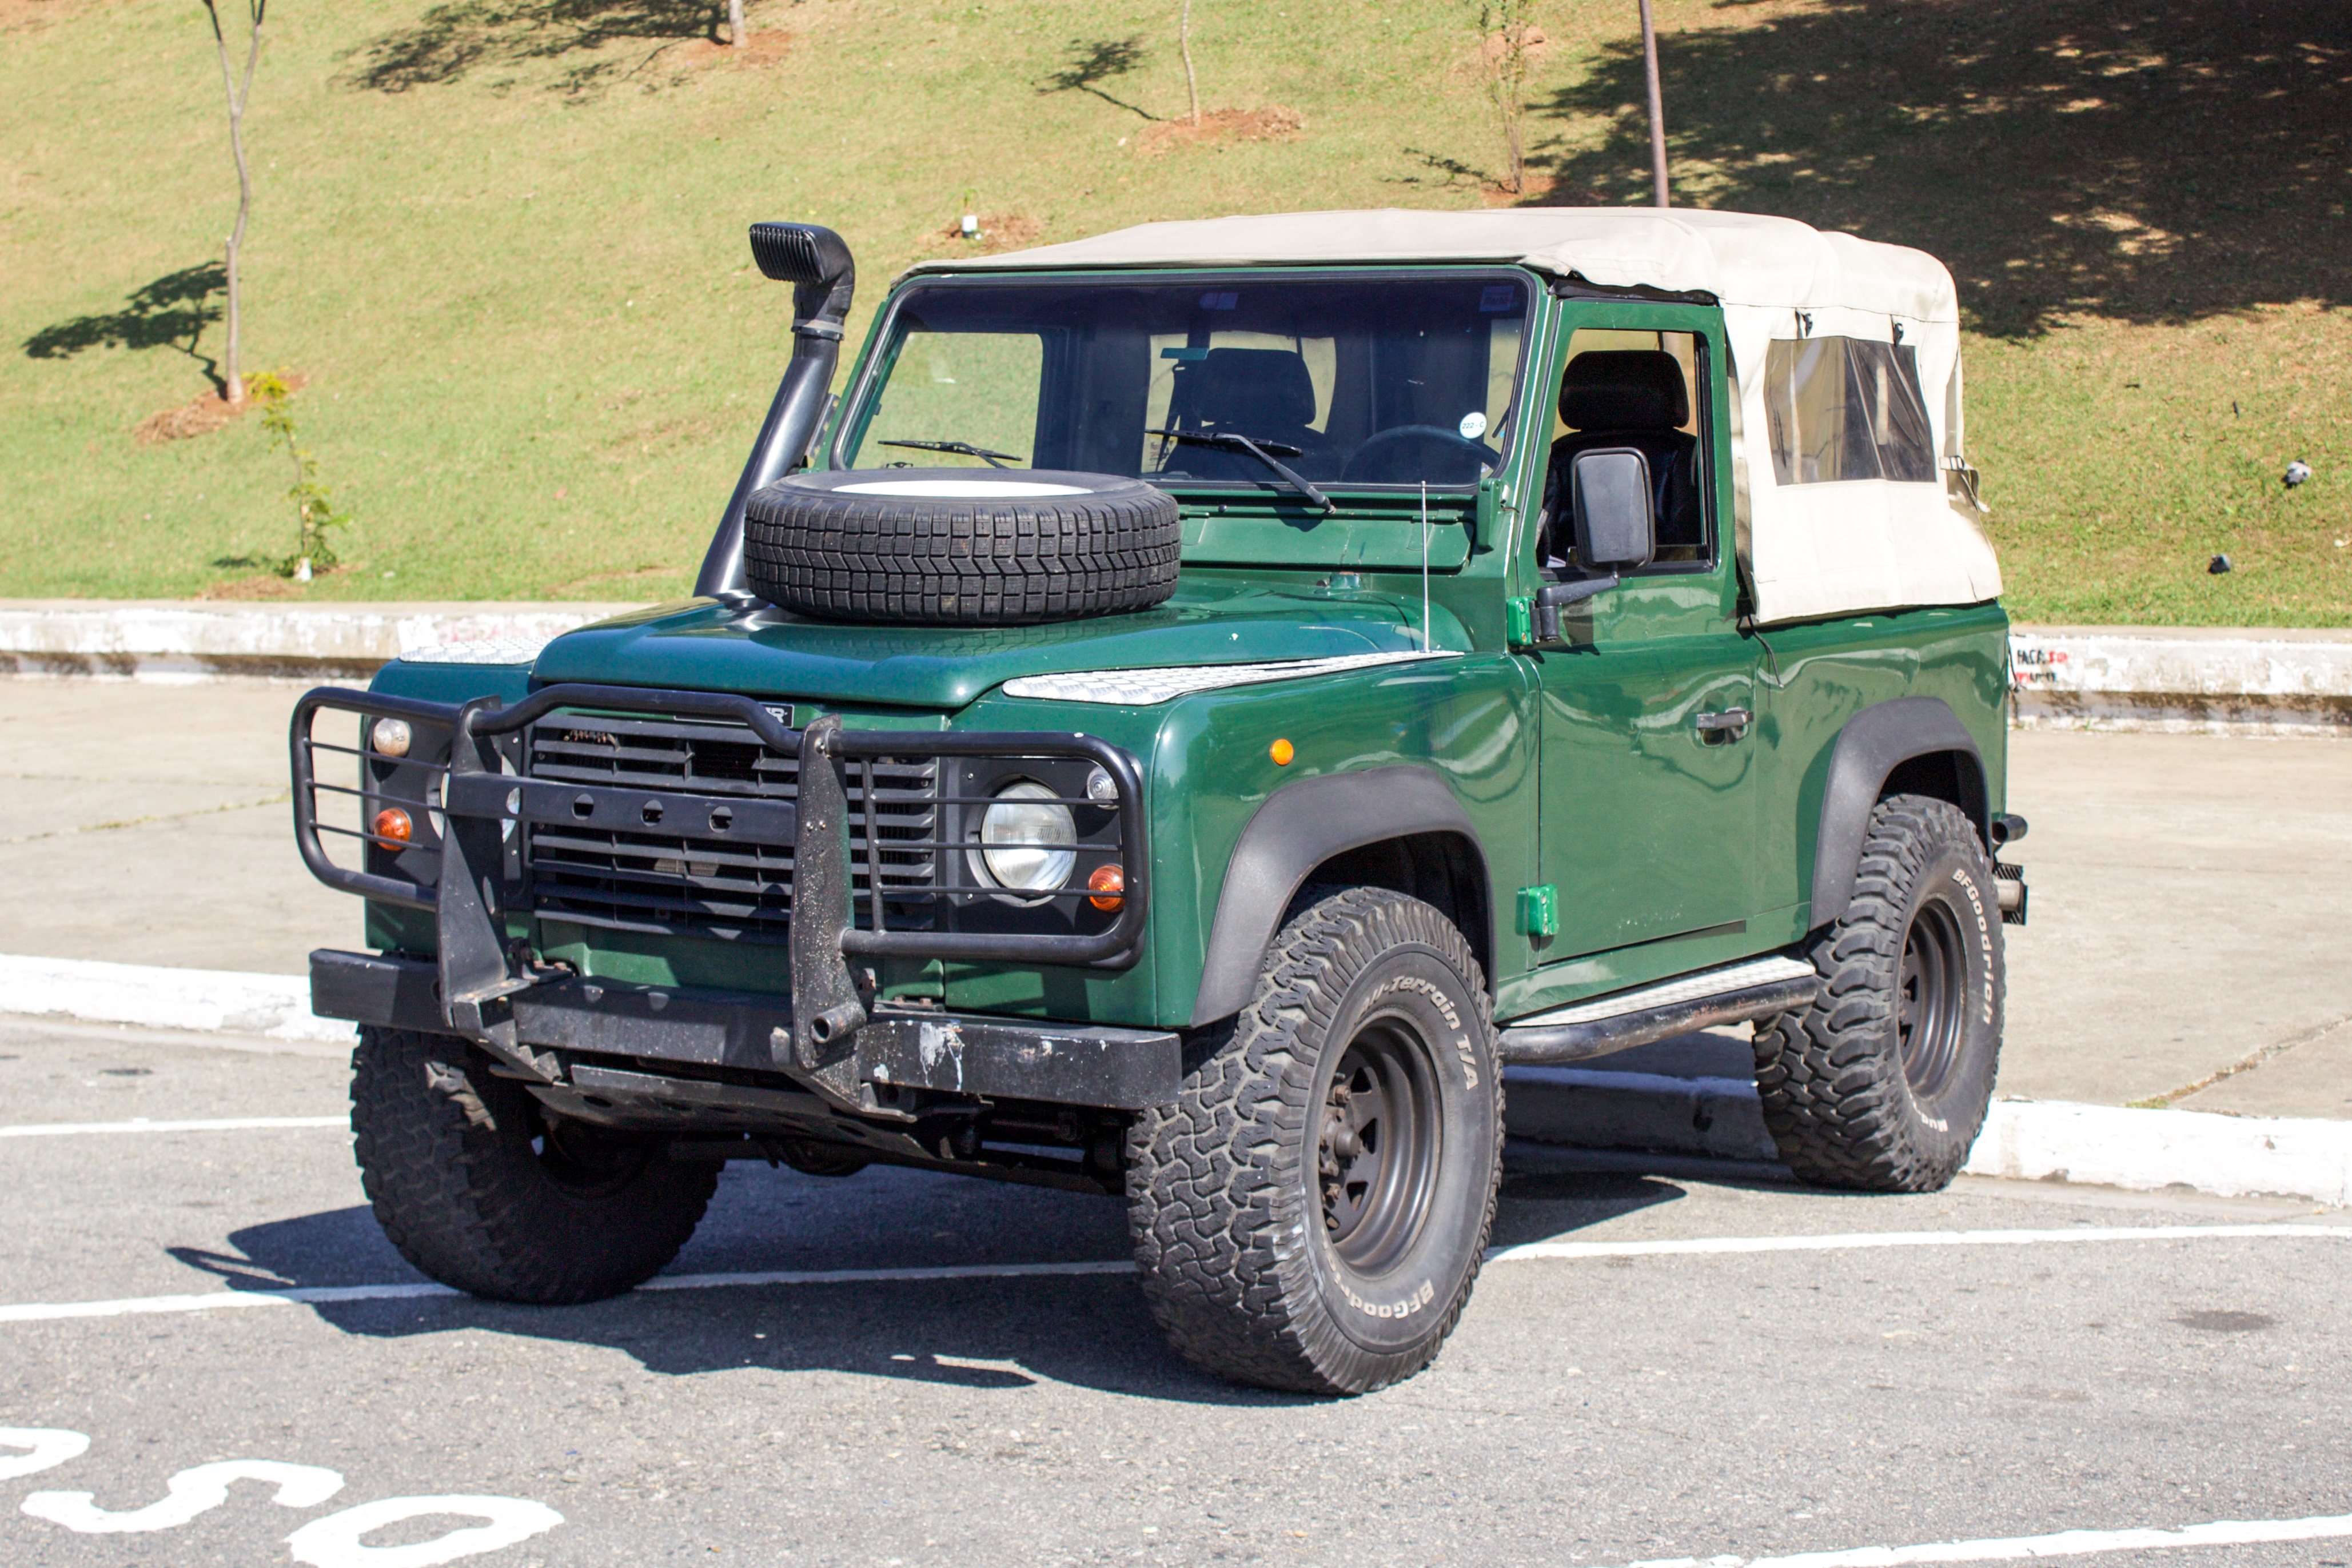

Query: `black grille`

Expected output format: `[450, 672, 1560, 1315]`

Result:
[523, 713, 938, 943]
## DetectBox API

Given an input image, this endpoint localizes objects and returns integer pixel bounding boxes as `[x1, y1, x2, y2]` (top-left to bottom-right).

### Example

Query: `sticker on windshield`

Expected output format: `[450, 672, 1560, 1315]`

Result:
[1479, 284, 1519, 313]
[1199, 292, 1238, 311]
[1458, 411, 1489, 440]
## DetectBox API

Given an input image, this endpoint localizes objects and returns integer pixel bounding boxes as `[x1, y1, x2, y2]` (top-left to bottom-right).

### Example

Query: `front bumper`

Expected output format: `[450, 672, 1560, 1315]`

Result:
[312, 948, 1180, 1111]
[290, 681, 1159, 1110]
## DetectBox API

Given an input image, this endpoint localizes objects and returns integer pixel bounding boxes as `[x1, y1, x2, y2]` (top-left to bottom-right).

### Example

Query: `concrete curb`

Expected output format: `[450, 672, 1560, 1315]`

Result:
[0, 600, 636, 681]
[2009, 625, 2352, 736]
[1506, 1067, 2351, 1208]
[0, 955, 351, 1045]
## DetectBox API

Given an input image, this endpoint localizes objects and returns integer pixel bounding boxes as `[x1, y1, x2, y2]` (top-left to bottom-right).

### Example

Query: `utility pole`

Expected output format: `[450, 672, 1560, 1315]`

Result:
[1637, 0, 1669, 207]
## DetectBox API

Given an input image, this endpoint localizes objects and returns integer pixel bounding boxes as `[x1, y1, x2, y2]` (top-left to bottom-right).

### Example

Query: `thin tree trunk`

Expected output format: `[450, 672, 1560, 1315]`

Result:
[204, 0, 264, 406]
[1637, 0, 1669, 208]
[1179, 0, 1199, 126]
[728, 0, 744, 49]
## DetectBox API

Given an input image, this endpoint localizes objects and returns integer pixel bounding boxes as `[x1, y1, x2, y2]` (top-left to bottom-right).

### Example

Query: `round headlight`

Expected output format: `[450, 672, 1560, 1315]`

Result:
[371, 717, 413, 759]
[977, 780, 1076, 896]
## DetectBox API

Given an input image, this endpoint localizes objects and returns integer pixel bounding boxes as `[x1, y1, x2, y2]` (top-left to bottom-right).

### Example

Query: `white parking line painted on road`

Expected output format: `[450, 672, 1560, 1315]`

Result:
[640, 1259, 1138, 1293]
[2, 1223, 2346, 1327]
[1, 1116, 347, 1138]
[1624, 1509, 2352, 1567]
[1484, 1222, 2352, 1264]
[0, 1284, 459, 1324]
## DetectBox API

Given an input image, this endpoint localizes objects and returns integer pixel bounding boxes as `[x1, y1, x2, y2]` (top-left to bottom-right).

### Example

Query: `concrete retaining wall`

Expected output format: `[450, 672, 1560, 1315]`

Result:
[0, 600, 636, 681]
[2010, 625, 2352, 736]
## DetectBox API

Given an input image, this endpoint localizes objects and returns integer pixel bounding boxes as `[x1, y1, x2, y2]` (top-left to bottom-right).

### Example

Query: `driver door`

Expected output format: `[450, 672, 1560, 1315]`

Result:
[1525, 306, 1763, 965]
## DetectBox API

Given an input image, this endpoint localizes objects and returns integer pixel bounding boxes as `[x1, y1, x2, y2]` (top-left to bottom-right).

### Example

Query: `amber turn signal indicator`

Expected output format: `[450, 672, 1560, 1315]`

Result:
[373, 807, 413, 845]
[1087, 863, 1126, 912]
[1270, 738, 1295, 765]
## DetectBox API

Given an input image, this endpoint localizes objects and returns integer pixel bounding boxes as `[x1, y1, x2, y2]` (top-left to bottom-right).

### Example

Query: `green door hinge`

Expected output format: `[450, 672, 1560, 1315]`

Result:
[1505, 595, 1534, 648]
[1517, 884, 1558, 937]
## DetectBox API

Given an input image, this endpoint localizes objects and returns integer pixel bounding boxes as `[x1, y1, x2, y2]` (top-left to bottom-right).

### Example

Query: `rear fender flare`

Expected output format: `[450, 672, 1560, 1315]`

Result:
[1190, 765, 1486, 1028]
[1809, 696, 1988, 929]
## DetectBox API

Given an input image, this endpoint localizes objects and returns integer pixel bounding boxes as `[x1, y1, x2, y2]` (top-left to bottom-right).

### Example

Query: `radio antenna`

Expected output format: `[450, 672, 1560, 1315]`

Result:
[1418, 480, 1432, 648]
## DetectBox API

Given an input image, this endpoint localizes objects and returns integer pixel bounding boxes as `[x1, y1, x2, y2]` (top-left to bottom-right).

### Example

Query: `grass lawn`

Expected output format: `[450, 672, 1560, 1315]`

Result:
[2, 0, 2346, 622]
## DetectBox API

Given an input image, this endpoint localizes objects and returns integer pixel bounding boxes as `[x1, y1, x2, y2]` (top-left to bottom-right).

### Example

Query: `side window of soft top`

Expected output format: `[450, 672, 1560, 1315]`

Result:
[1537, 328, 1714, 576]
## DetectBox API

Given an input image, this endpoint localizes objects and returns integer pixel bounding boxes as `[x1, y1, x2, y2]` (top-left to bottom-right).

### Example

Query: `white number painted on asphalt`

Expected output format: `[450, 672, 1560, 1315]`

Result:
[5, 1431, 564, 1563]
[0, 1428, 89, 1482]
[24, 1459, 344, 1533]
[286, 1495, 565, 1568]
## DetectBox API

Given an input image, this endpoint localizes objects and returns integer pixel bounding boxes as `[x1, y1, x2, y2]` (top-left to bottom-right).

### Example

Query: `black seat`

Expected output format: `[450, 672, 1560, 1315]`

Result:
[1542, 350, 1703, 565]
[1162, 348, 1322, 481]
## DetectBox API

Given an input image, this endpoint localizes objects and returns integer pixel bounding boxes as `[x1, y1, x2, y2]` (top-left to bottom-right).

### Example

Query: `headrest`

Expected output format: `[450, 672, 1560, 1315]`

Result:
[1191, 347, 1317, 431]
[1560, 350, 1689, 432]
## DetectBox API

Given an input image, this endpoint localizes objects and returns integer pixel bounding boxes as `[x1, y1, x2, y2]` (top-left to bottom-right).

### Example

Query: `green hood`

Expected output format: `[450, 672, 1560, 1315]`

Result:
[530, 578, 1436, 712]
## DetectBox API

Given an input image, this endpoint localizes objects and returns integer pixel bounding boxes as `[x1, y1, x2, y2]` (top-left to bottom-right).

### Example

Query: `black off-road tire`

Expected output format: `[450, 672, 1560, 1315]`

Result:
[350, 1027, 717, 1303]
[1126, 887, 1504, 1396]
[1755, 793, 2005, 1192]
[743, 468, 1181, 625]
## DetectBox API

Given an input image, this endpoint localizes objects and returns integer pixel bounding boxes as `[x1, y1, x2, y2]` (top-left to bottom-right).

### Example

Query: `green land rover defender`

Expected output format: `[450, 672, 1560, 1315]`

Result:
[293, 209, 2027, 1395]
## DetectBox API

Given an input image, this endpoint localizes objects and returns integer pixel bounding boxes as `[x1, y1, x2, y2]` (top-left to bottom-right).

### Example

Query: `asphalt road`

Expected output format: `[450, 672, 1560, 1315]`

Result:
[3, 1015, 2348, 1568]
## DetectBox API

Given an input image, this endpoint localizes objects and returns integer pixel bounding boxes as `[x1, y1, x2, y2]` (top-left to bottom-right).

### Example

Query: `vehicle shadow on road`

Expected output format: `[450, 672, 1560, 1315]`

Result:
[1524, 0, 2352, 337]
[161, 1152, 1705, 1402]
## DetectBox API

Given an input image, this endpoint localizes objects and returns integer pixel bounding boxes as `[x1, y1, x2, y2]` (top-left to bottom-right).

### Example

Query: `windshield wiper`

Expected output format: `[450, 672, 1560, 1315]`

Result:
[1147, 428, 1335, 514]
[878, 438, 1024, 469]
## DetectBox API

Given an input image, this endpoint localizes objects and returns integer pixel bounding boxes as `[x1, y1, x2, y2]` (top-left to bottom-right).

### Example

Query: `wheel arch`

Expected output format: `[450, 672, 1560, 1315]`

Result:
[1190, 765, 1493, 1028]
[1808, 696, 1989, 930]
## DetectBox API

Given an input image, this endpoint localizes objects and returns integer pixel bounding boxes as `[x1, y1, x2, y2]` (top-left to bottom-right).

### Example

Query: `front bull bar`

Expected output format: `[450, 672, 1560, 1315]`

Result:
[290, 683, 1151, 1091]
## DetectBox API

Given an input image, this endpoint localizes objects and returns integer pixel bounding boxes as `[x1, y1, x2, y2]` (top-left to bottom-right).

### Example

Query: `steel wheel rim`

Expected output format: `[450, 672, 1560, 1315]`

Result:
[1317, 1015, 1443, 1276]
[1897, 897, 1967, 1099]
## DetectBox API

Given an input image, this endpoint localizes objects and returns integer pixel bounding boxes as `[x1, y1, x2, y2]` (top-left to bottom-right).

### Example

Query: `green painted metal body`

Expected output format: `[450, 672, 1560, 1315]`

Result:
[362, 264, 2010, 1042]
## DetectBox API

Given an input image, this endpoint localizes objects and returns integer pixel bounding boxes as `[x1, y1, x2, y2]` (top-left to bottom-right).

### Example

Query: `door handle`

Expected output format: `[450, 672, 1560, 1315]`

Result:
[1694, 706, 1752, 739]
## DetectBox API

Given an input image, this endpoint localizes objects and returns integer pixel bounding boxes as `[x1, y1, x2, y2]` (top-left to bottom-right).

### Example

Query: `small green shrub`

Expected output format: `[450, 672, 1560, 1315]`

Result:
[250, 370, 352, 580]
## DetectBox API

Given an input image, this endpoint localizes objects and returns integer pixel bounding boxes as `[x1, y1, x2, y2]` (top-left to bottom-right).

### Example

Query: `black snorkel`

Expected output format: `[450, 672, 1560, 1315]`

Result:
[693, 222, 857, 604]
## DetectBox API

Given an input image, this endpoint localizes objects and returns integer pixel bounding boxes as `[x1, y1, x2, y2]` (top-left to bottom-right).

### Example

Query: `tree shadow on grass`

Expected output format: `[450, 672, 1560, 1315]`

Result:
[341, 0, 728, 93]
[1038, 35, 1159, 121]
[1526, 0, 2352, 336]
[21, 261, 226, 393]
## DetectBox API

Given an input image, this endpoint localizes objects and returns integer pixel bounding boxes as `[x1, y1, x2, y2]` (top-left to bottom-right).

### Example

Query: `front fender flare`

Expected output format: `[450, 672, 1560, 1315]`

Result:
[1809, 696, 1988, 929]
[1190, 765, 1486, 1028]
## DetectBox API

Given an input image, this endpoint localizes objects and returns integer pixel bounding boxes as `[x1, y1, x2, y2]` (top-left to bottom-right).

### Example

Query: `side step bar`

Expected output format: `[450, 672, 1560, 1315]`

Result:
[1498, 955, 1819, 1066]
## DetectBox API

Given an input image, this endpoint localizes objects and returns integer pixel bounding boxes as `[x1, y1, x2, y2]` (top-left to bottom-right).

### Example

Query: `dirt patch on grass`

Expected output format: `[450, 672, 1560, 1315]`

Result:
[677, 27, 792, 67]
[197, 563, 354, 600]
[133, 370, 309, 445]
[1138, 106, 1304, 154]
[0, 0, 87, 33]
[133, 392, 244, 445]
[932, 212, 1043, 256]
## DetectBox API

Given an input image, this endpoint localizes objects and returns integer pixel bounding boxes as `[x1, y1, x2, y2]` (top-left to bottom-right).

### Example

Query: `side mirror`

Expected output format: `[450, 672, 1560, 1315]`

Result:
[1570, 447, 1655, 570]
[1528, 448, 1655, 643]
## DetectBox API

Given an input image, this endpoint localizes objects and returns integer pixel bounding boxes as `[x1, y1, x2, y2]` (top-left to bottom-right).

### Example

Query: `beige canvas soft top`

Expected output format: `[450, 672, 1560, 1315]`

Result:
[910, 209, 1999, 625]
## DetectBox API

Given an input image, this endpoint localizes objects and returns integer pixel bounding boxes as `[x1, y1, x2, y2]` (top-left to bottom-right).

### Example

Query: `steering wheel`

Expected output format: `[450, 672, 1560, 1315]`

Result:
[1339, 425, 1499, 484]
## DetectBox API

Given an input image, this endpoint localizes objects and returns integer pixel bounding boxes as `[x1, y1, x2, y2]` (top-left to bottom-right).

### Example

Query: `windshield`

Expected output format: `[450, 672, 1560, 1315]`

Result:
[838, 272, 1533, 493]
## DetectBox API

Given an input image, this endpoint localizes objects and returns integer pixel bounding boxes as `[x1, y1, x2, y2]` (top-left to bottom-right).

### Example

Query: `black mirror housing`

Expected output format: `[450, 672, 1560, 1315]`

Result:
[1570, 447, 1656, 570]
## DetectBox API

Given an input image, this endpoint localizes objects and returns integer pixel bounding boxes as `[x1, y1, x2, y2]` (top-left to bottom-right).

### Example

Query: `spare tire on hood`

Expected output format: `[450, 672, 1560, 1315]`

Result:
[742, 468, 1182, 626]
